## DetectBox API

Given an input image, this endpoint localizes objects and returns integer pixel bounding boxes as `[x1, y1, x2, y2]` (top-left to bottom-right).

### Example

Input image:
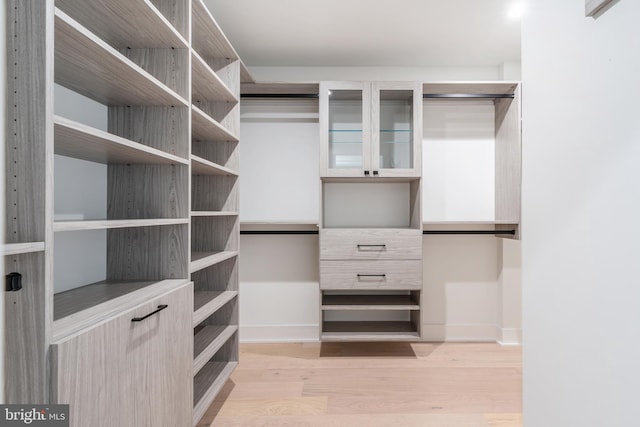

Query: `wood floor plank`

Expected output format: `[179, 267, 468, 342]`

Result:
[485, 413, 523, 427]
[215, 382, 304, 400]
[218, 397, 328, 417]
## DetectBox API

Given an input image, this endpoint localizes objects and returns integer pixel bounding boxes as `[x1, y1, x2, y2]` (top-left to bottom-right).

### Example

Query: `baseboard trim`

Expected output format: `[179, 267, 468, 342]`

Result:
[422, 323, 498, 342]
[240, 324, 319, 343]
[496, 327, 522, 345]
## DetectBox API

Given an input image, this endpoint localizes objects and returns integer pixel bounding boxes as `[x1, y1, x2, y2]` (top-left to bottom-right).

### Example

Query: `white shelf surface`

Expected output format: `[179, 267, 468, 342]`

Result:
[54, 116, 188, 165]
[193, 325, 238, 375]
[190, 251, 238, 273]
[191, 155, 238, 176]
[55, 8, 188, 107]
[56, 0, 188, 48]
[53, 218, 189, 232]
[191, 106, 239, 142]
[2, 242, 46, 256]
[193, 361, 237, 426]
[193, 291, 238, 327]
[191, 49, 238, 103]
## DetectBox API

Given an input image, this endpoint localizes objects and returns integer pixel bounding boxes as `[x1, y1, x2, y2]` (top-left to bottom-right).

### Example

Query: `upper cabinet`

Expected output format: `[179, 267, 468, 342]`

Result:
[320, 81, 422, 178]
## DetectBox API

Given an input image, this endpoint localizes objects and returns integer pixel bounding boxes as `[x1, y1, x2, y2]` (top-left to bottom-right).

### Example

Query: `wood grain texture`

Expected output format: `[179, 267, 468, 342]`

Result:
[56, 0, 188, 48]
[193, 211, 240, 217]
[194, 362, 239, 425]
[192, 176, 239, 211]
[192, 50, 238, 103]
[190, 251, 238, 273]
[53, 279, 189, 340]
[240, 62, 254, 83]
[1, 242, 45, 256]
[149, 0, 190, 41]
[192, 0, 239, 59]
[320, 260, 422, 290]
[198, 342, 522, 427]
[192, 140, 239, 172]
[240, 82, 319, 95]
[320, 228, 422, 260]
[107, 223, 189, 281]
[203, 59, 240, 136]
[495, 85, 521, 226]
[192, 155, 238, 176]
[192, 105, 239, 141]
[191, 216, 239, 253]
[321, 294, 420, 310]
[107, 164, 189, 219]
[55, 9, 188, 107]
[321, 321, 420, 341]
[194, 291, 239, 327]
[51, 282, 193, 427]
[410, 178, 422, 230]
[53, 218, 188, 232]
[120, 47, 190, 100]
[195, 325, 239, 374]
[55, 115, 188, 165]
[192, 256, 238, 294]
[109, 106, 190, 158]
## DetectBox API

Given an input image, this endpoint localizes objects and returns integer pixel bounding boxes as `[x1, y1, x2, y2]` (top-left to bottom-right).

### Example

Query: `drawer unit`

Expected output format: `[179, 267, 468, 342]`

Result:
[320, 260, 422, 290]
[320, 228, 422, 260]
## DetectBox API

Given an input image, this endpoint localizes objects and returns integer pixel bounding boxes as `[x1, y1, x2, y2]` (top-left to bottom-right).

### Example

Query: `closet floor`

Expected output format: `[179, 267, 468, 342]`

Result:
[198, 342, 522, 427]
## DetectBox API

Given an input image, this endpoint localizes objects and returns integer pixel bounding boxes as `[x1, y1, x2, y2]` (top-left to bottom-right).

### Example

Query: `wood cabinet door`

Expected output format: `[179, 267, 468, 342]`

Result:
[51, 283, 193, 427]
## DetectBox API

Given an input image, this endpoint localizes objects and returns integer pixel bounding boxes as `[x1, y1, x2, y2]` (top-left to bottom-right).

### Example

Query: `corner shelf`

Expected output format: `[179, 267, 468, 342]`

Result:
[192, 50, 238, 103]
[54, 116, 188, 165]
[193, 325, 238, 374]
[2, 242, 45, 256]
[53, 218, 189, 232]
[191, 155, 238, 176]
[193, 361, 238, 426]
[190, 251, 238, 273]
[193, 291, 238, 327]
[55, 8, 188, 107]
[192, 106, 239, 141]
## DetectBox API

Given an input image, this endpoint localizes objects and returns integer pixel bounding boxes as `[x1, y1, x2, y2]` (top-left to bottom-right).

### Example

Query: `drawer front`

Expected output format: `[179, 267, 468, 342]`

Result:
[320, 260, 422, 290]
[320, 229, 422, 260]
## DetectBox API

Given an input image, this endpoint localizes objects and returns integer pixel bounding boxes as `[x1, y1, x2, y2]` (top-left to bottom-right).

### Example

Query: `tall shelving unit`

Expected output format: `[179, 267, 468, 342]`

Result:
[4, 1, 248, 425]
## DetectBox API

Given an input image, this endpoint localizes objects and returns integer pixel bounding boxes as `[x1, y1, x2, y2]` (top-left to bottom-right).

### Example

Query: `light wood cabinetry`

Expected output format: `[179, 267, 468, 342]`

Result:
[5, 0, 247, 424]
[320, 81, 421, 178]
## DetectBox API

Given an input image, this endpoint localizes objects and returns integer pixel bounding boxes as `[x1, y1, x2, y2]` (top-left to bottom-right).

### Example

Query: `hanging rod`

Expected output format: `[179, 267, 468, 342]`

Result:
[423, 93, 514, 99]
[423, 230, 516, 235]
[241, 230, 319, 235]
[241, 93, 319, 99]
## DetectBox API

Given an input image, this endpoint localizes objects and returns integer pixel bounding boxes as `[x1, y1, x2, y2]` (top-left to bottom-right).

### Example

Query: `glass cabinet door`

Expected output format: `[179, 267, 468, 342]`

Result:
[320, 82, 371, 177]
[372, 82, 422, 177]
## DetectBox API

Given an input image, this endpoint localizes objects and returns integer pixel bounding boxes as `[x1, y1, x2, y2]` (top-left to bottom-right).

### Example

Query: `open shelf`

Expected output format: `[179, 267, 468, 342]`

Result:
[193, 325, 238, 375]
[190, 251, 238, 273]
[192, 106, 239, 141]
[193, 291, 238, 327]
[55, 8, 188, 107]
[322, 294, 420, 311]
[321, 321, 420, 341]
[53, 218, 189, 232]
[192, 50, 237, 103]
[193, 361, 237, 426]
[191, 211, 239, 217]
[54, 116, 188, 165]
[2, 242, 45, 256]
[55, 0, 188, 48]
[191, 155, 238, 176]
[191, 0, 239, 60]
[53, 279, 188, 341]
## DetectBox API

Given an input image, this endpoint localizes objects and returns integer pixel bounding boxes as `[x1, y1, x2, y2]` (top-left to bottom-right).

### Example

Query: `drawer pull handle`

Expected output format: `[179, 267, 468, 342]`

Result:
[357, 244, 386, 250]
[132, 304, 168, 322]
[357, 274, 386, 278]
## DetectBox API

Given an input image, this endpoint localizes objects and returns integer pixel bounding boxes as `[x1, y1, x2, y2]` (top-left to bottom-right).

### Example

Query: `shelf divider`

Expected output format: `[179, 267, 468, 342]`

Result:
[193, 291, 238, 327]
[53, 218, 189, 232]
[191, 155, 238, 176]
[190, 251, 238, 273]
[193, 325, 238, 375]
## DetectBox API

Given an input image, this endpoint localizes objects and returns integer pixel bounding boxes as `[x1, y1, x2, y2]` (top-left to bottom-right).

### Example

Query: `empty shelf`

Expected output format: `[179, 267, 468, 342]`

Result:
[55, 9, 188, 107]
[54, 116, 188, 165]
[193, 325, 238, 375]
[322, 294, 420, 311]
[193, 361, 237, 426]
[191, 106, 238, 141]
[192, 0, 239, 60]
[321, 321, 420, 342]
[193, 291, 238, 326]
[191, 211, 239, 217]
[191, 50, 237, 103]
[56, 0, 188, 48]
[191, 155, 238, 176]
[53, 218, 189, 232]
[2, 242, 45, 256]
[190, 251, 238, 273]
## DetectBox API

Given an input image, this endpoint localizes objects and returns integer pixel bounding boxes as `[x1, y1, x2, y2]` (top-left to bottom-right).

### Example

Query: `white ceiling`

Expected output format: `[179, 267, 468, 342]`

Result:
[204, 0, 521, 67]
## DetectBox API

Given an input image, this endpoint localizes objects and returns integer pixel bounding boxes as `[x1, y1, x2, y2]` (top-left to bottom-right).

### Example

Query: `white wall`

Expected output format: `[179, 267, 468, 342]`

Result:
[522, 0, 640, 425]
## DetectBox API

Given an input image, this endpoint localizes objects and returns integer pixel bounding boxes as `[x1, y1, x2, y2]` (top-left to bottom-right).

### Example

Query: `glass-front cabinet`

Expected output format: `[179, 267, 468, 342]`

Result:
[320, 81, 421, 178]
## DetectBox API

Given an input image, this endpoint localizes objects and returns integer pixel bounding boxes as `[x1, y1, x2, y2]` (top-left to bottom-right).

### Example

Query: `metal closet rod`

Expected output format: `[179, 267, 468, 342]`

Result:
[240, 93, 514, 99]
[240, 230, 319, 235]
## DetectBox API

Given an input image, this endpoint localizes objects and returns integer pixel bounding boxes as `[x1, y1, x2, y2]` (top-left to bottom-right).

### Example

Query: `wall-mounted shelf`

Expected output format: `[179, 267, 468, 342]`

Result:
[193, 291, 238, 327]
[191, 50, 238, 103]
[192, 106, 239, 141]
[191, 155, 238, 176]
[193, 325, 238, 374]
[2, 242, 46, 256]
[190, 251, 238, 273]
[53, 218, 189, 232]
[192, 211, 239, 217]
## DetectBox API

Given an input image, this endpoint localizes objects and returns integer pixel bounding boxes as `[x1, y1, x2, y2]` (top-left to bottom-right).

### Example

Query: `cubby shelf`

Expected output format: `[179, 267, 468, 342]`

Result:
[192, 106, 239, 141]
[191, 155, 238, 176]
[321, 294, 420, 311]
[193, 325, 238, 375]
[53, 279, 189, 342]
[193, 361, 238, 425]
[191, 211, 239, 217]
[55, 8, 188, 107]
[53, 218, 189, 232]
[321, 321, 420, 342]
[192, 50, 238, 103]
[54, 116, 188, 165]
[193, 291, 238, 327]
[56, 0, 188, 48]
[190, 251, 238, 273]
[2, 242, 45, 256]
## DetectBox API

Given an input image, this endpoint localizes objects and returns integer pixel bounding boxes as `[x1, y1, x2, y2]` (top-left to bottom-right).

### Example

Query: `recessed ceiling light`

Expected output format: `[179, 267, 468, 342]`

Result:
[508, 3, 525, 20]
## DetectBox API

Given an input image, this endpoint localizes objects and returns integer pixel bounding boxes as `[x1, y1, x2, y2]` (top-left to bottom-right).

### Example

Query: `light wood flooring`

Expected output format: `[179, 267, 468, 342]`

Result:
[198, 342, 522, 427]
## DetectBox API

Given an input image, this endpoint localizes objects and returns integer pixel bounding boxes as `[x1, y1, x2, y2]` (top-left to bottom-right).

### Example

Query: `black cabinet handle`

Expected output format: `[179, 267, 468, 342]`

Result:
[373, 170, 379, 176]
[132, 304, 168, 322]
[364, 170, 370, 176]
[357, 274, 386, 278]
[5, 272, 22, 292]
[357, 244, 386, 250]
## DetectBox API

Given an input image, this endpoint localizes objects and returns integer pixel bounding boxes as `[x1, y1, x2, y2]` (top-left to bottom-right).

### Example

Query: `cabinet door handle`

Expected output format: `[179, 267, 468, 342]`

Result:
[364, 170, 370, 176]
[373, 170, 379, 176]
[357, 274, 386, 278]
[357, 244, 386, 250]
[131, 304, 168, 322]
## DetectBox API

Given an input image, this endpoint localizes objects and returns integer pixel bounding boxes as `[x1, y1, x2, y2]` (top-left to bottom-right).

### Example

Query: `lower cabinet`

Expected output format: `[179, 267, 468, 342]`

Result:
[50, 282, 193, 427]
